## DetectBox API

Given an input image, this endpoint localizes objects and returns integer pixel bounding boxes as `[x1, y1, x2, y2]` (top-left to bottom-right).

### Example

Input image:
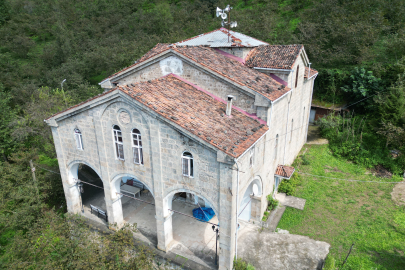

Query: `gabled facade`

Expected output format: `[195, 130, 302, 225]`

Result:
[46, 28, 317, 270]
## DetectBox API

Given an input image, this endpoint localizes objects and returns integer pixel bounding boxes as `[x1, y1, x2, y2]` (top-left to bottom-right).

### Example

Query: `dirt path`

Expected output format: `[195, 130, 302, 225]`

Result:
[306, 125, 328, 145]
[391, 182, 405, 206]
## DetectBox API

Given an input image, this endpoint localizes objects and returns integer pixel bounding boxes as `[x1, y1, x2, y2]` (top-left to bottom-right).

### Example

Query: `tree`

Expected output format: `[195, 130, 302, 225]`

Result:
[341, 67, 381, 111]
[0, 84, 18, 161]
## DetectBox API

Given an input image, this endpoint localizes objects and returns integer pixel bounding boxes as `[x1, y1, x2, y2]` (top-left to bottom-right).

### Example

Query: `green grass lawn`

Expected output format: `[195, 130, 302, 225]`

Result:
[278, 145, 405, 270]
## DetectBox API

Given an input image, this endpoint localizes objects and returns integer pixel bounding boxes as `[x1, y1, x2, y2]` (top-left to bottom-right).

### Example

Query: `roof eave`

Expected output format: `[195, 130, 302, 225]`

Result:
[44, 89, 120, 123]
[253, 67, 294, 73]
[275, 168, 296, 180]
[235, 129, 269, 162]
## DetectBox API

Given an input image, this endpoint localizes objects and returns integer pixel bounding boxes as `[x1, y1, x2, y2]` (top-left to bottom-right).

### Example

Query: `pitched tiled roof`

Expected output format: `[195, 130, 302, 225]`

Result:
[275, 165, 295, 179]
[245, 45, 303, 69]
[175, 28, 269, 47]
[105, 43, 171, 80]
[304, 67, 318, 79]
[105, 45, 291, 102]
[48, 75, 268, 158]
[121, 75, 268, 158]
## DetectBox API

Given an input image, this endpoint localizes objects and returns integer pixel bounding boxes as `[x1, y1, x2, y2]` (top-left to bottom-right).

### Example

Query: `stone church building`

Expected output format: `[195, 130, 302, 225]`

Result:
[45, 28, 317, 269]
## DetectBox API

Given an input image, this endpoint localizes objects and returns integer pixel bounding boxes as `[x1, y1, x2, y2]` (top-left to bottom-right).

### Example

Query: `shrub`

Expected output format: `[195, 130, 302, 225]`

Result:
[278, 173, 302, 196]
[233, 258, 256, 270]
[302, 155, 310, 165]
[262, 211, 270, 222]
[266, 194, 279, 211]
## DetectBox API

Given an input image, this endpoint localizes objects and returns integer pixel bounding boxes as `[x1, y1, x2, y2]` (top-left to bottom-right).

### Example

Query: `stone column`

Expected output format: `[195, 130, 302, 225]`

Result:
[104, 187, 124, 229]
[92, 115, 124, 230]
[50, 126, 82, 213]
[148, 118, 173, 251]
[218, 161, 236, 270]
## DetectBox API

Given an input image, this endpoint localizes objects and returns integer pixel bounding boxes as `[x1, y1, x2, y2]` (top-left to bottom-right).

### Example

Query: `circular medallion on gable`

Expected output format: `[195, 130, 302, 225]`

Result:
[160, 56, 183, 76]
[119, 111, 131, 125]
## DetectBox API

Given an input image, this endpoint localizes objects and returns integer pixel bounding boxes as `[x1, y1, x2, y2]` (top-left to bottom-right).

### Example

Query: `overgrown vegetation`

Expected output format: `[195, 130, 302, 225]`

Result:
[233, 257, 255, 270]
[1, 212, 165, 269]
[1, 0, 405, 267]
[278, 173, 302, 196]
[278, 145, 405, 269]
[266, 194, 279, 211]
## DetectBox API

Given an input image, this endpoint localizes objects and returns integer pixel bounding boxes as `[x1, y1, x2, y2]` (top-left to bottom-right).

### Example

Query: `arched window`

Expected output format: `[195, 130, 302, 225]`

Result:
[295, 65, 300, 88]
[132, 129, 143, 165]
[74, 128, 83, 150]
[182, 152, 193, 177]
[274, 134, 279, 160]
[113, 125, 124, 160]
[290, 119, 294, 142]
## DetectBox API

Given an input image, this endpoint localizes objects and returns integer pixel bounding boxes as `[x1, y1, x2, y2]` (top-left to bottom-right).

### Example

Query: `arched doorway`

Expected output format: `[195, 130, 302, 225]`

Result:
[239, 179, 262, 221]
[111, 175, 157, 245]
[166, 190, 218, 268]
[79, 164, 104, 207]
[68, 162, 107, 224]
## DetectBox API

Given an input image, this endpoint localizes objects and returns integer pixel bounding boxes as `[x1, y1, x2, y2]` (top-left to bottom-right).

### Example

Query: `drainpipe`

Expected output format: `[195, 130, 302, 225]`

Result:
[234, 158, 240, 260]
[283, 70, 295, 165]
[264, 102, 274, 164]
[305, 75, 317, 142]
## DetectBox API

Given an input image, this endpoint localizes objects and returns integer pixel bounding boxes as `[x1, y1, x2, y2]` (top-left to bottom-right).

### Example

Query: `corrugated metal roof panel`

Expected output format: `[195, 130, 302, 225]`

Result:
[176, 28, 268, 47]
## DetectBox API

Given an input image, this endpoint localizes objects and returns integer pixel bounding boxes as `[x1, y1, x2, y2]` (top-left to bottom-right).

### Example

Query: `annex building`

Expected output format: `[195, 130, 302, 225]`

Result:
[45, 28, 318, 270]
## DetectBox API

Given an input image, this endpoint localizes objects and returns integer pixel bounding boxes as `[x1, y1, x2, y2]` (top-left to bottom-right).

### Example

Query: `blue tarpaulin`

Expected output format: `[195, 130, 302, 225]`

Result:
[192, 207, 215, 222]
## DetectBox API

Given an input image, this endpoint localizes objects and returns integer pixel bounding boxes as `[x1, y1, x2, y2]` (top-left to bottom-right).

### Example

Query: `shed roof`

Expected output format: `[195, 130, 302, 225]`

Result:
[304, 67, 318, 79]
[275, 164, 295, 179]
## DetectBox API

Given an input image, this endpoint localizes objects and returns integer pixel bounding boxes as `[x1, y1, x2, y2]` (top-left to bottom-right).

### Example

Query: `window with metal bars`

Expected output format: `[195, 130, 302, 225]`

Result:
[74, 128, 83, 150]
[132, 129, 143, 165]
[182, 152, 193, 177]
[113, 125, 124, 160]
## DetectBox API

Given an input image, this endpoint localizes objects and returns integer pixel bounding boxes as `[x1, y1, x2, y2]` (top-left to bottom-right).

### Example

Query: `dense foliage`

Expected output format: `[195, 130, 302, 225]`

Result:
[278, 173, 302, 196]
[1, 0, 405, 267]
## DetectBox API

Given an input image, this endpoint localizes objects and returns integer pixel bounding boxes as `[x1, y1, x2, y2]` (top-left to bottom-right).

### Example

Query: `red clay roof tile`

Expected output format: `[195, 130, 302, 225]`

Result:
[275, 164, 295, 179]
[106, 45, 291, 102]
[119, 75, 268, 158]
[48, 75, 268, 158]
[304, 67, 318, 79]
[245, 45, 303, 69]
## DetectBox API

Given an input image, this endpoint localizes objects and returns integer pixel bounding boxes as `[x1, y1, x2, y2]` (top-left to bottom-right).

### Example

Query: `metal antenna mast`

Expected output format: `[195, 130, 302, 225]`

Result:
[216, 5, 237, 43]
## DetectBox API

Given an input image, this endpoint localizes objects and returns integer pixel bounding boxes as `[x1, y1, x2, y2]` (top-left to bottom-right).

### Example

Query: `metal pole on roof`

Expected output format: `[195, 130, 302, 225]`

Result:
[228, 9, 230, 43]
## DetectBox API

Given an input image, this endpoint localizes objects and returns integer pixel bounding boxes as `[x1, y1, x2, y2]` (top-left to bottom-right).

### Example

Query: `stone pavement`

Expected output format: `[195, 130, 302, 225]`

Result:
[266, 205, 286, 232]
[275, 192, 306, 210]
[237, 225, 330, 270]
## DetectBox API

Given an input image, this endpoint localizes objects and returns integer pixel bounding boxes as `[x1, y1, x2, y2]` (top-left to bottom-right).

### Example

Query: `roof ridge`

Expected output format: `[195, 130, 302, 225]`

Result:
[175, 28, 223, 45]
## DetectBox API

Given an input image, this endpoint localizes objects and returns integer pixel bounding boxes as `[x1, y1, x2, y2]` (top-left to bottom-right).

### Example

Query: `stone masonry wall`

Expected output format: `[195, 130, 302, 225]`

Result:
[219, 47, 254, 59]
[116, 55, 258, 114]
